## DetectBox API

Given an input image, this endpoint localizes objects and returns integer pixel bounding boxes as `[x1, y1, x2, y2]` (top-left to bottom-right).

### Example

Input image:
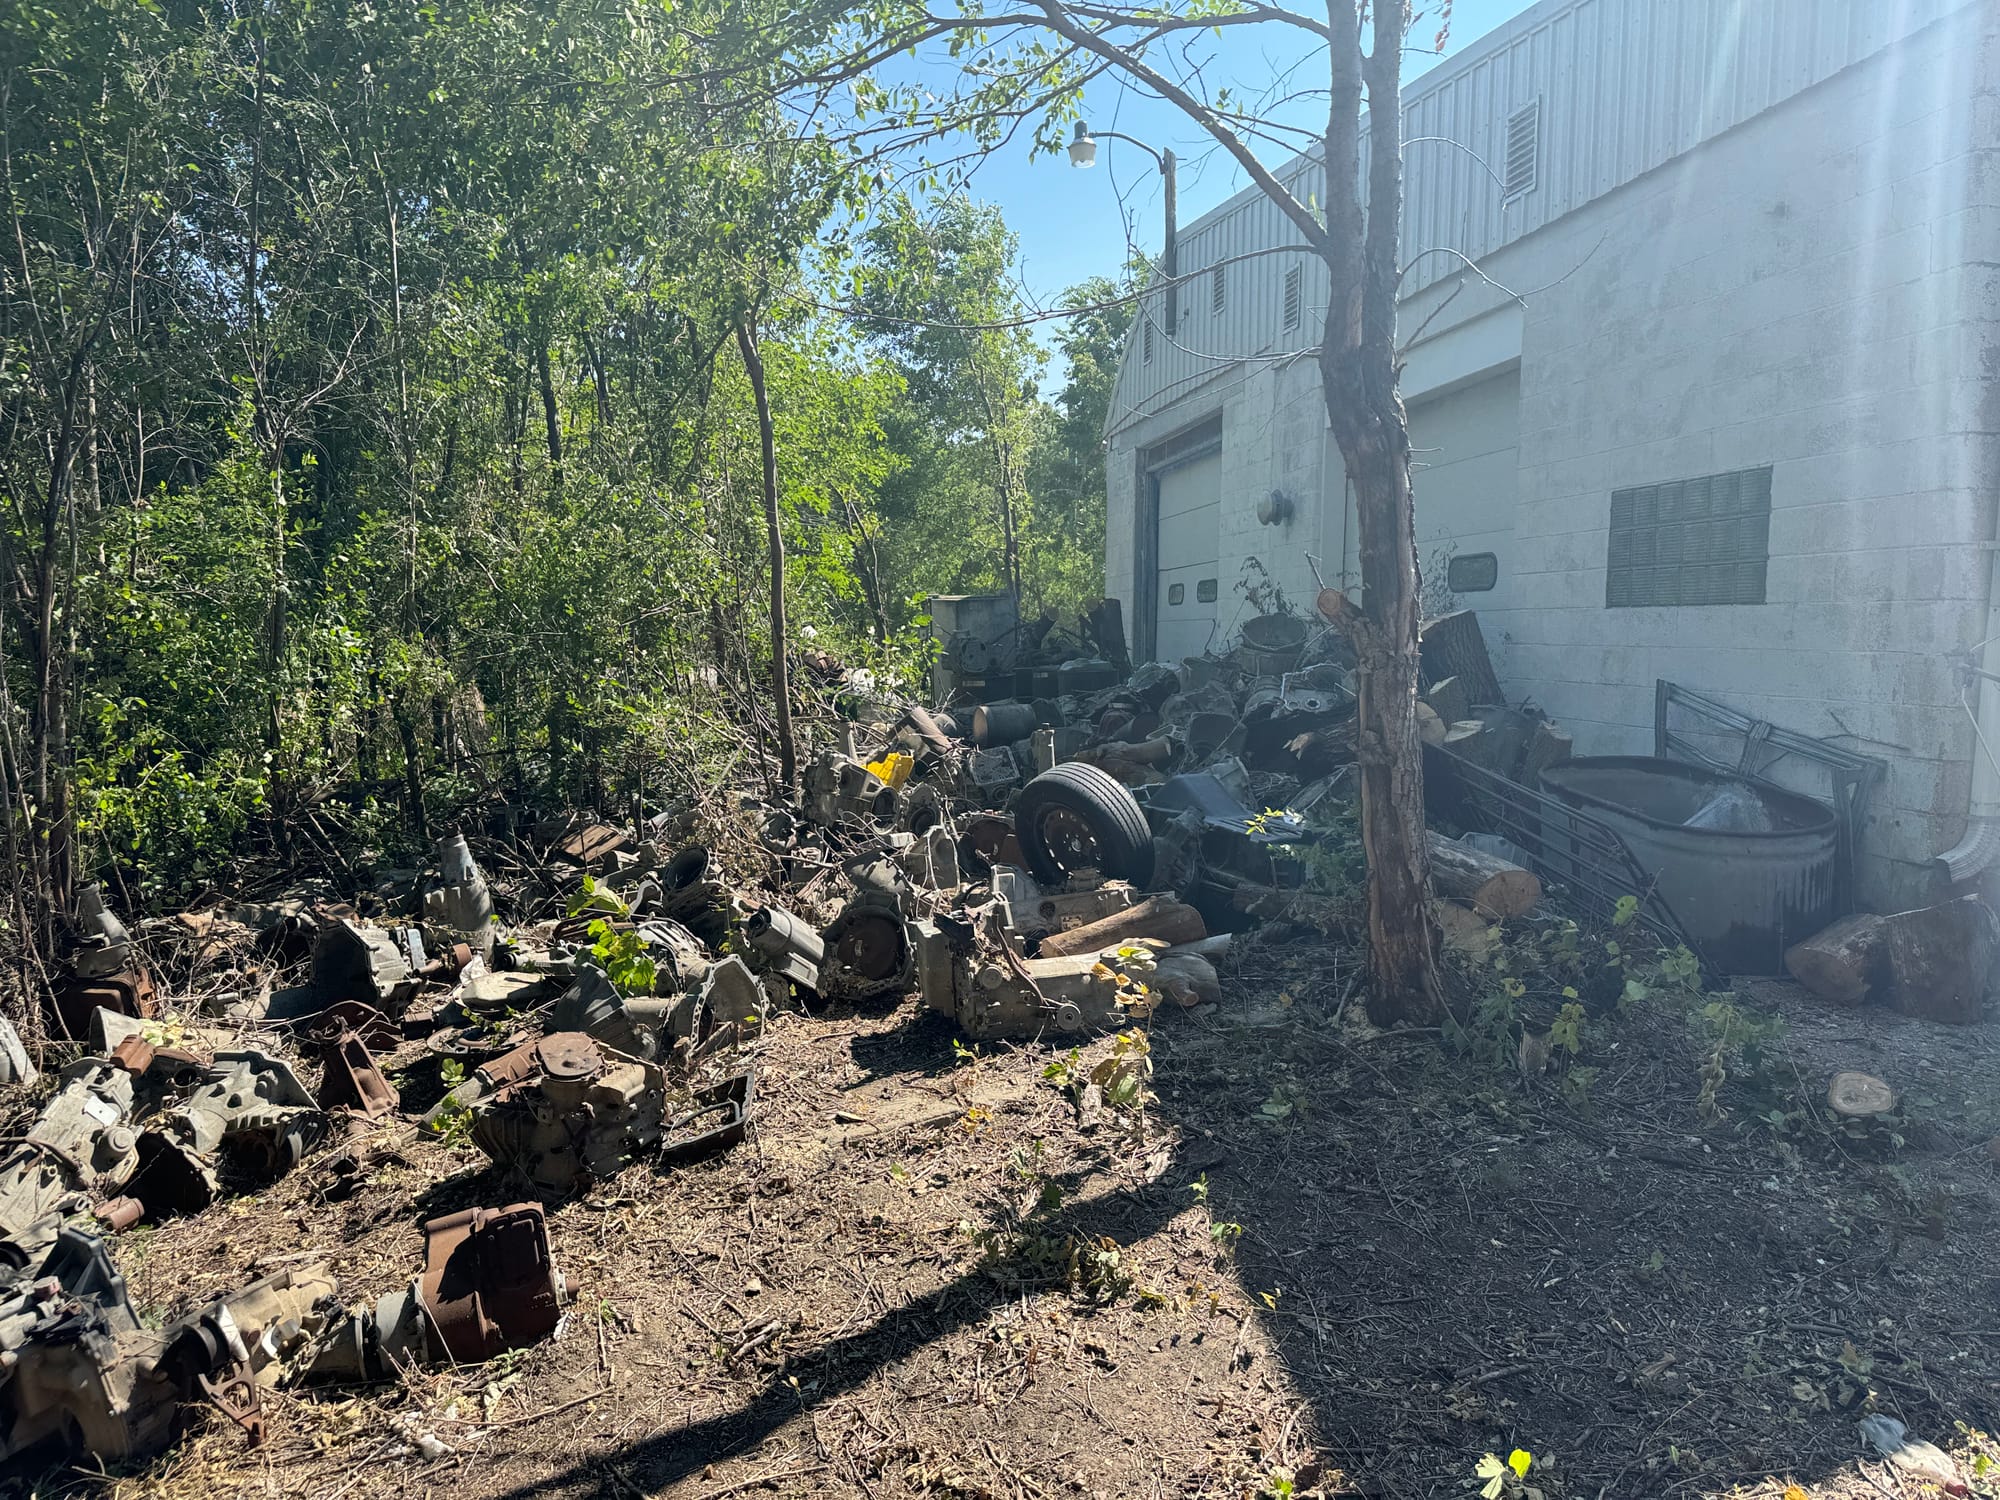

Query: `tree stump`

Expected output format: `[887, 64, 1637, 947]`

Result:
[1442, 720, 1497, 772]
[1416, 701, 1446, 747]
[1827, 1070, 1897, 1119]
[1424, 675, 1471, 729]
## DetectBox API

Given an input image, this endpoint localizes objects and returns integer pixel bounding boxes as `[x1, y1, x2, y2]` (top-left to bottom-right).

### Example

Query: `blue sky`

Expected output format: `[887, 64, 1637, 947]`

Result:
[927, 0, 1541, 316]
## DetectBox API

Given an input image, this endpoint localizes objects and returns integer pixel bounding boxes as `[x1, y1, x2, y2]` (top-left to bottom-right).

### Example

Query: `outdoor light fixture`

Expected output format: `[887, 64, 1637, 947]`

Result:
[1066, 121, 1177, 328]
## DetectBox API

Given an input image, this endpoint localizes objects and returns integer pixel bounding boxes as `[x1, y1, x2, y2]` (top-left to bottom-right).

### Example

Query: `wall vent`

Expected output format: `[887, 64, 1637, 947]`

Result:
[1142, 314, 1155, 364]
[1504, 100, 1540, 199]
[1211, 262, 1226, 314]
[1281, 266, 1302, 331]
[1605, 466, 1772, 608]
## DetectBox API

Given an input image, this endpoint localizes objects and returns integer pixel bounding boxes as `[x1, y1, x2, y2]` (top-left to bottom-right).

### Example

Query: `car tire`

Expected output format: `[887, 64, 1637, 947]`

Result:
[1013, 763, 1156, 888]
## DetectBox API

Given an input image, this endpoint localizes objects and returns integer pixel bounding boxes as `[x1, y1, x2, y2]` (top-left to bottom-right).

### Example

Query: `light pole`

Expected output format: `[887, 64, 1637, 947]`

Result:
[1069, 122, 1177, 334]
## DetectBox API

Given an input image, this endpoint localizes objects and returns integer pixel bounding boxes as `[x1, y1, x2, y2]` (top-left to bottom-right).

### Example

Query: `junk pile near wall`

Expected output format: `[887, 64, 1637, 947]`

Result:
[0, 593, 1440, 1474]
[9, 598, 1977, 1473]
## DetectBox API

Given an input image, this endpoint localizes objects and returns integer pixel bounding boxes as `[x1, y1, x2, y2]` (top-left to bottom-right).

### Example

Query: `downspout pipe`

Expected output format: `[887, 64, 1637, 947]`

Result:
[1937, 536, 2000, 883]
[1937, 50, 2000, 886]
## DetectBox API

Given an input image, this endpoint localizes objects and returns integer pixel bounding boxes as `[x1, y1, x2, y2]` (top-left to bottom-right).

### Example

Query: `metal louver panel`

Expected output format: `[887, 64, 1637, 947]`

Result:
[1605, 466, 1772, 607]
[1281, 267, 1302, 331]
[1504, 100, 1539, 198]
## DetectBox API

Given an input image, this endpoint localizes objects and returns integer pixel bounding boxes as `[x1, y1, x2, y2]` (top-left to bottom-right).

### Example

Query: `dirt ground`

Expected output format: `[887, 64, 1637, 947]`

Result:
[8, 929, 2000, 1500]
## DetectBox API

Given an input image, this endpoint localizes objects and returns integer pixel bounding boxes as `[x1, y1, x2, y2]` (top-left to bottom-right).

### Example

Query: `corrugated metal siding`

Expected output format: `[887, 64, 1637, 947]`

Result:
[1109, 0, 1968, 432]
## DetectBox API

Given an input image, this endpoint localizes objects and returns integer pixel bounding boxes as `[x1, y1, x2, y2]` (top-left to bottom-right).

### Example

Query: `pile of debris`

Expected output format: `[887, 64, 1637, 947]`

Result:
[47, 585, 1982, 1472]
[0, 815, 765, 1468]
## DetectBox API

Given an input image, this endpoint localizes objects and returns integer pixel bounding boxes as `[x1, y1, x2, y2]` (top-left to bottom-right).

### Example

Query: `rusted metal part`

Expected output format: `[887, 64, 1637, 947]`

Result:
[311, 999, 400, 1052]
[659, 1068, 755, 1168]
[195, 1366, 264, 1446]
[312, 921, 414, 1007]
[822, 909, 908, 996]
[803, 751, 903, 831]
[419, 941, 476, 981]
[468, 1037, 663, 1193]
[127, 1050, 325, 1215]
[108, 1034, 155, 1077]
[51, 966, 158, 1047]
[479, 1034, 564, 1095]
[743, 907, 822, 992]
[317, 1032, 399, 1121]
[93, 1197, 143, 1232]
[958, 814, 1024, 877]
[0, 1060, 142, 1274]
[533, 1032, 603, 1082]
[0, 1245, 333, 1464]
[415, 1204, 571, 1363]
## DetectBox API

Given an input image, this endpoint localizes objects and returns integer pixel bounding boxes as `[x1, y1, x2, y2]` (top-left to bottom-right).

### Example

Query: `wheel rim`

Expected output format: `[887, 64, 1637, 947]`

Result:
[1034, 805, 1103, 876]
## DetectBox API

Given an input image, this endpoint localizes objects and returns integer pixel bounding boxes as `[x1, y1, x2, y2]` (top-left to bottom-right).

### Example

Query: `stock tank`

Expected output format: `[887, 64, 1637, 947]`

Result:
[1537, 756, 1839, 975]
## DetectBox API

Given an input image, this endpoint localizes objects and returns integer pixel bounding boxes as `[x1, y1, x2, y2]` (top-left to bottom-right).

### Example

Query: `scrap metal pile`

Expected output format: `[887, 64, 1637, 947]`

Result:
[0, 592, 1577, 1473]
[0, 818, 763, 1468]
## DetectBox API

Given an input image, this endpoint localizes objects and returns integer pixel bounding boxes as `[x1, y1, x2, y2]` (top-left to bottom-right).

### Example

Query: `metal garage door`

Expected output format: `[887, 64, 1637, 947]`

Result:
[1406, 369, 1520, 608]
[1155, 450, 1221, 662]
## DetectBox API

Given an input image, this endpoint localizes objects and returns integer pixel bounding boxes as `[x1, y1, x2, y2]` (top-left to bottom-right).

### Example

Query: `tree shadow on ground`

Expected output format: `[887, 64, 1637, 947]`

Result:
[465, 974, 2000, 1500]
[474, 1158, 1188, 1500]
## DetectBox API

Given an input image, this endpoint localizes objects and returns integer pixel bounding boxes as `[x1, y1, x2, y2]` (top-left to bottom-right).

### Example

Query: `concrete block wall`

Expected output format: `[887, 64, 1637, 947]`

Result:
[1463, 4, 1998, 908]
[1212, 362, 1331, 641]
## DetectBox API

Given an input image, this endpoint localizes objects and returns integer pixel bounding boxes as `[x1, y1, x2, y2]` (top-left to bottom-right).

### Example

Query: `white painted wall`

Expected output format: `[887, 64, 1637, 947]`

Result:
[1106, 2, 2000, 909]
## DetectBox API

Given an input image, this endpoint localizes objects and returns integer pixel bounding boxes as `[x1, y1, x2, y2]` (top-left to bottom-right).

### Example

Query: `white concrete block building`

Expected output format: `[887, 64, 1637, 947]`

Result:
[1103, 0, 2000, 910]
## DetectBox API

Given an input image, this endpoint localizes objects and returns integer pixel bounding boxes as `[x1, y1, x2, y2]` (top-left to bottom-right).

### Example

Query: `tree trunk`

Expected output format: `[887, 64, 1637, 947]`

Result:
[1519, 719, 1574, 786]
[736, 317, 797, 790]
[395, 698, 428, 841]
[1314, 0, 1443, 1025]
[535, 335, 563, 486]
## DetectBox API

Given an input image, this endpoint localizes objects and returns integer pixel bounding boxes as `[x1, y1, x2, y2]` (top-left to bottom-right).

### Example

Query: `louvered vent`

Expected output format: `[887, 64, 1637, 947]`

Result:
[1211, 263, 1226, 314]
[1282, 266, 1302, 331]
[1605, 466, 1772, 607]
[1142, 314, 1155, 364]
[1504, 101, 1539, 199]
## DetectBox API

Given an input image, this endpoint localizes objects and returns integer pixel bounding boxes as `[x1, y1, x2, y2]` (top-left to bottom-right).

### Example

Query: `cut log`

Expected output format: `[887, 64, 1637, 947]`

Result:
[1880, 895, 2000, 1025]
[1151, 952, 1221, 1007]
[1827, 1070, 1897, 1119]
[1431, 899, 1498, 960]
[1519, 720, 1574, 786]
[1442, 720, 1498, 772]
[1426, 832, 1540, 919]
[1424, 675, 1471, 730]
[1785, 914, 1886, 1006]
[1419, 610, 1504, 707]
[1468, 705, 1535, 781]
[1037, 895, 1207, 958]
[1416, 701, 1447, 747]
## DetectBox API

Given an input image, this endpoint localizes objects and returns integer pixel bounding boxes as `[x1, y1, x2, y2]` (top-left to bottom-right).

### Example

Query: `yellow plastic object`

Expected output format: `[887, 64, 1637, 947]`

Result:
[865, 751, 914, 790]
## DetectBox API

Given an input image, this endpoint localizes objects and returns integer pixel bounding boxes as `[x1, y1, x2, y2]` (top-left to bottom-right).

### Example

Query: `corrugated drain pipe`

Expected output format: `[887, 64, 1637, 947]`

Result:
[1937, 518, 2000, 882]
